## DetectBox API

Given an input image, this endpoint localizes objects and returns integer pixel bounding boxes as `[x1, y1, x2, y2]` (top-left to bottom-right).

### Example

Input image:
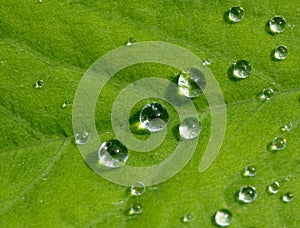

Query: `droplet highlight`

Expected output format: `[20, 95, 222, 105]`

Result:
[130, 182, 145, 196]
[179, 117, 201, 140]
[282, 192, 293, 202]
[75, 132, 89, 145]
[267, 182, 280, 194]
[283, 122, 293, 131]
[243, 165, 256, 177]
[182, 213, 193, 223]
[228, 6, 245, 23]
[98, 140, 128, 168]
[273, 45, 288, 60]
[268, 16, 286, 34]
[214, 209, 232, 227]
[128, 202, 143, 215]
[271, 137, 287, 151]
[233, 60, 251, 79]
[238, 185, 257, 203]
[33, 80, 44, 89]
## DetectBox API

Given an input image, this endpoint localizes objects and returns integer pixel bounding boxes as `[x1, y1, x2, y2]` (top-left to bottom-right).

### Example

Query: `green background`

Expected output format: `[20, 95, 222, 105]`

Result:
[0, 0, 299, 227]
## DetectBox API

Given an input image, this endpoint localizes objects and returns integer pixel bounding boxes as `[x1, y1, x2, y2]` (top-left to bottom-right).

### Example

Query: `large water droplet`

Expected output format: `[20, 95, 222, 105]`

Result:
[60, 99, 71, 109]
[179, 117, 201, 140]
[271, 137, 287, 151]
[282, 192, 293, 202]
[125, 37, 136, 46]
[260, 88, 274, 101]
[177, 68, 206, 98]
[214, 209, 232, 227]
[233, 60, 251, 79]
[228, 6, 245, 22]
[130, 182, 145, 196]
[268, 16, 286, 34]
[33, 80, 44, 89]
[267, 181, 280, 194]
[182, 213, 193, 223]
[98, 140, 128, 168]
[238, 185, 257, 203]
[128, 202, 143, 215]
[139, 102, 169, 133]
[75, 132, 89, 145]
[274, 45, 288, 60]
[243, 165, 256, 177]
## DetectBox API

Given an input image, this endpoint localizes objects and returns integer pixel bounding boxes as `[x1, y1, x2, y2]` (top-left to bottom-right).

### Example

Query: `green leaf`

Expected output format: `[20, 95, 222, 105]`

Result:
[0, 0, 299, 227]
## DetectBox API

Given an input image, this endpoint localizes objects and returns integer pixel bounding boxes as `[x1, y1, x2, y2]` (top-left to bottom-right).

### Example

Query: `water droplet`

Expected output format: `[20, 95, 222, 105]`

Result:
[177, 68, 206, 98]
[128, 202, 143, 215]
[38, 0, 42, 3]
[238, 185, 257, 203]
[179, 117, 201, 140]
[60, 99, 71, 109]
[285, 175, 291, 182]
[214, 209, 232, 227]
[33, 80, 44, 89]
[233, 60, 251, 79]
[284, 122, 293, 131]
[282, 192, 293, 202]
[273, 45, 288, 60]
[139, 102, 169, 133]
[98, 140, 128, 168]
[268, 16, 286, 34]
[267, 182, 280, 194]
[130, 182, 145, 196]
[228, 6, 245, 23]
[75, 131, 89, 145]
[271, 137, 287, 151]
[243, 165, 256, 177]
[182, 213, 193, 223]
[203, 59, 212, 66]
[125, 37, 136, 46]
[260, 88, 274, 101]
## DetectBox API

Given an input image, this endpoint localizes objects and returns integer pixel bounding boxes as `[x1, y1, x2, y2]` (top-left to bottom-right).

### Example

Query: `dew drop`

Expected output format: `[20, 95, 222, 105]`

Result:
[125, 37, 136, 46]
[177, 68, 206, 98]
[273, 45, 288, 60]
[203, 59, 212, 66]
[182, 213, 193, 223]
[260, 88, 274, 101]
[130, 182, 145, 196]
[128, 202, 143, 215]
[284, 122, 293, 131]
[268, 16, 286, 34]
[243, 165, 256, 177]
[214, 209, 232, 227]
[139, 102, 169, 133]
[60, 99, 71, 109]
[75, 131, 89, 145]
[233, 60, 251, 79]
[271, 137, 287, 151]
[228, 6, 245, 23]
[179, 117, 202, 140]
[238, 185, 257, 203]
[267, 181, 280, 194]
[98, 140, 128, 168]
[282, 192, 293, 202]
[33, 80, 44, 89]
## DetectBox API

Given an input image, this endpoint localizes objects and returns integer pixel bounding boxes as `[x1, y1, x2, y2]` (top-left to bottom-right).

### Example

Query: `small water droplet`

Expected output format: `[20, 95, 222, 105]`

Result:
[273, 45, 288, 60]
[285, 175, 291, 182]
[128, 202, 143, 215]
[139, 102, 169, 133]
[179, 117, 202, 140]
[283, 122, 293, 131]
[60, 99, 71, 109]
[75, 132, 89, 145]
[260, 88, 274, 101]
[267, 182, 280, 194]
[182, 213, 193, 223]
[271, 137, 287, 151]
[243, 165, 256, 177]
[33, 80, 44, 89]
[177, 68, 206, 98]
[228, 6, 245, 22]
[130, 182, 145, 196]
[214, 209, 232, 227]
[38, 0, 42, 3]
[39, 200, 43, 203]
[282, 192, 293, 202]
[238, 185, 257, 203]
[98, 140, 128, 168]
[125, 37, 136, 46]
[203, 59, 212, 65]
[268, 16, 286, 34]
[233, 60, 251, 79]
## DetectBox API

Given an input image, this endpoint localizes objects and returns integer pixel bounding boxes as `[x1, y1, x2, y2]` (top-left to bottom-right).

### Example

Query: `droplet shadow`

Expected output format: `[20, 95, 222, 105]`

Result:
[129, 110, 151, 138]
[223, 11, 234, 24]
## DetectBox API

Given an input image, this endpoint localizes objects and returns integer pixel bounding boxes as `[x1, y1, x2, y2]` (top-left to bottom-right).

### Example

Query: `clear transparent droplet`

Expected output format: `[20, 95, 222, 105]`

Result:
[267, 182, 280, 194]
[203, 59, 212, 66]
[268, 16, 286, 33]
[282, 192, 293, 202]
[179, 117, 202, 140]
[177, 68, 206, 98]
[260, 88, 274, 101]
[98, 140, 128, 168]
[271, 137, 287, 151]
[214, 209, 232, 227]
[130, 182, 145, 196]
[238, 185, 257, 203]
[182, 213, 193, 223]
[139, 102, 169, 133]
[243, 165, 256, 177]
[233, 60, 251, 79]
[283, 122, 293, 131]
[274, 45, 288, 60]
[75, 131, 88, 145]
[60, 99, 71, 109]
[125, 37, 136, 46]
[128, 203, 143, 215]
[33, 80, 44, 89]
[228, 6, 245, 22]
